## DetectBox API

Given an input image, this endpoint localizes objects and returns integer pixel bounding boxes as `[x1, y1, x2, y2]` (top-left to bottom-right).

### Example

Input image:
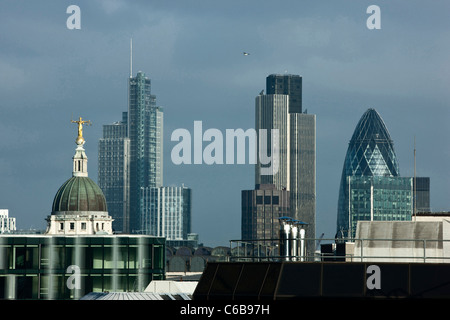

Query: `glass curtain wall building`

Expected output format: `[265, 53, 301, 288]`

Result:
[336, 108, 411, 239]
[0, 235, 165, 300]
[128, 71, 163, 233]
[98, 112, 130, 233]
[346, 176, 413, 237]
[140, 186, 192, 240]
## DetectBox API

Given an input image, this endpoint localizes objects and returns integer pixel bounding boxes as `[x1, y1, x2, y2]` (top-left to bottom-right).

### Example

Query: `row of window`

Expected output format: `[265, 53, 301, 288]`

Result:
[58, 222, 106, 231]
[256, 195, 280, 205]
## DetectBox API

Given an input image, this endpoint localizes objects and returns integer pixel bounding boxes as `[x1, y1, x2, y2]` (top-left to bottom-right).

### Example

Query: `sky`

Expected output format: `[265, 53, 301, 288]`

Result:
[0, 0, 449, 247]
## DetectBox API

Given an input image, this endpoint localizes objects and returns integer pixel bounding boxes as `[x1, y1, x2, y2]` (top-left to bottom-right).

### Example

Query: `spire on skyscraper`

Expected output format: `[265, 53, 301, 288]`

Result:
[130, 38, 133, 78]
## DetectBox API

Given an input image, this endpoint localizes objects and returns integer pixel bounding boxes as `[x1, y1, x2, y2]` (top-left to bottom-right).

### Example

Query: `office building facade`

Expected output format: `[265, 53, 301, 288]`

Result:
[241, 184, 290, 242]
[140, 186, 192, 240]
[414, 177, 431, 213]
[289, 113, 316, 237]
[0, 235, 165, 300]
[98, 112, 130, 233]
[344, 176, 413, 237]
[255, 94, 290, 188]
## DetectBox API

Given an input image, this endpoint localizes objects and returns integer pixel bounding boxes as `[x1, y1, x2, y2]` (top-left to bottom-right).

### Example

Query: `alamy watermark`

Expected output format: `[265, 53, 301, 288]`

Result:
[66, 265, 81, 290]
[171, 121, 279, 175]
[65, 4, 381, 31]
[66, 5, 81, 30]
[366, 5, 381, 30]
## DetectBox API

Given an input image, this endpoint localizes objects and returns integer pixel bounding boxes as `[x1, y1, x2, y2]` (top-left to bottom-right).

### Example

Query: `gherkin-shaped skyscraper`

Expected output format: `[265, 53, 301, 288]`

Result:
[336, 108, 407, 238]
[342, 108, 399, 177]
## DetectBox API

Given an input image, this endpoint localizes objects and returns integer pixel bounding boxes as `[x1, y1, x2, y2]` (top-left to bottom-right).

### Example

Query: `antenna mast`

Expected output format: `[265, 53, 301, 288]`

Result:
[414, 136, 416, 219]
[130, 38, 133, 78]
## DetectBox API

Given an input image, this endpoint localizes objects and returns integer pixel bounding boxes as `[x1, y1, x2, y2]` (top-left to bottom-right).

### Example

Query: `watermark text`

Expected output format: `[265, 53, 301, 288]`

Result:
[171, 121, 279, 175]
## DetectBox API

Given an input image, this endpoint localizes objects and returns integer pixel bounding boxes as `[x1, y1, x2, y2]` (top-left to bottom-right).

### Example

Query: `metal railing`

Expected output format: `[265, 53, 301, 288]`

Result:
[229, 238, 450, 263]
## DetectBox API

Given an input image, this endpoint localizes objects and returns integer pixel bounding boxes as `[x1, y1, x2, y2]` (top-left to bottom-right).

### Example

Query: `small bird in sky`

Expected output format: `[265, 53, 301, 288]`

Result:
[243, 52, 250, 56]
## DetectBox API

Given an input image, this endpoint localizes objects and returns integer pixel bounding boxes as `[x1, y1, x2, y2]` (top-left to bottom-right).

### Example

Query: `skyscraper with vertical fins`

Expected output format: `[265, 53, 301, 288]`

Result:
[244, 74, 316, 256]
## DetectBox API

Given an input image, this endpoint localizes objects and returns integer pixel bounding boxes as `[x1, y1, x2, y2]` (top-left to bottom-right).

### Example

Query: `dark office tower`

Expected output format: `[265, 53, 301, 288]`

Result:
[98, 112, 130, 233]
[128, 71, 163, 233]
[414, 177, 431, 213]
[266, 74, 302, 113]
[241, 184, 290, 242]
[336, 109, 407, 238]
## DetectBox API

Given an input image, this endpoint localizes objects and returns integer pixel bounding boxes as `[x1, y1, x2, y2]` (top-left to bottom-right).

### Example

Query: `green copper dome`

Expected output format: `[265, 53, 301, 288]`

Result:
[52, 176, 107, 214]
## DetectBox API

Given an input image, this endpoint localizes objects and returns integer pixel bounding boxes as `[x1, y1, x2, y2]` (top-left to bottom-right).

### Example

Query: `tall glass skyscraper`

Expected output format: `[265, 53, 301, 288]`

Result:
[99, 65, 192, 239]
[99, 71, 163, 234]
[336, 108, 412, 239]
[128, 71, 164, 233]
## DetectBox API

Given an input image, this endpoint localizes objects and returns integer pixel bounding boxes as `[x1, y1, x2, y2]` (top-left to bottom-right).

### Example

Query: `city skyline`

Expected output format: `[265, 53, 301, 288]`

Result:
[0, 1, 449, 247]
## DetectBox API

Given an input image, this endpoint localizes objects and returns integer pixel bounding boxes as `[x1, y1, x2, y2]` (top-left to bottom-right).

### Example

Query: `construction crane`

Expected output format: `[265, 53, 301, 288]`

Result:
[315, 233, 325, 252]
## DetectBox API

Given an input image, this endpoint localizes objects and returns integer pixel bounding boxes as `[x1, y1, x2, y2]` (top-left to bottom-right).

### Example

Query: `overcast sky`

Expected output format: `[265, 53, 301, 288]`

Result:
[1, 1, 449, 247]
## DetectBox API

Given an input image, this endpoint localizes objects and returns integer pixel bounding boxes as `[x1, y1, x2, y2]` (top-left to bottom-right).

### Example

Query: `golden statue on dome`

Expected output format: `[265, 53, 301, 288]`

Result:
[71, 116, 91, 145]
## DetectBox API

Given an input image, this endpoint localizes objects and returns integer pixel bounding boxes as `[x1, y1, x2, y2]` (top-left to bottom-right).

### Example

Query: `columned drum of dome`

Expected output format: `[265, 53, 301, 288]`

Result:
[336, 109, 403, 238]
